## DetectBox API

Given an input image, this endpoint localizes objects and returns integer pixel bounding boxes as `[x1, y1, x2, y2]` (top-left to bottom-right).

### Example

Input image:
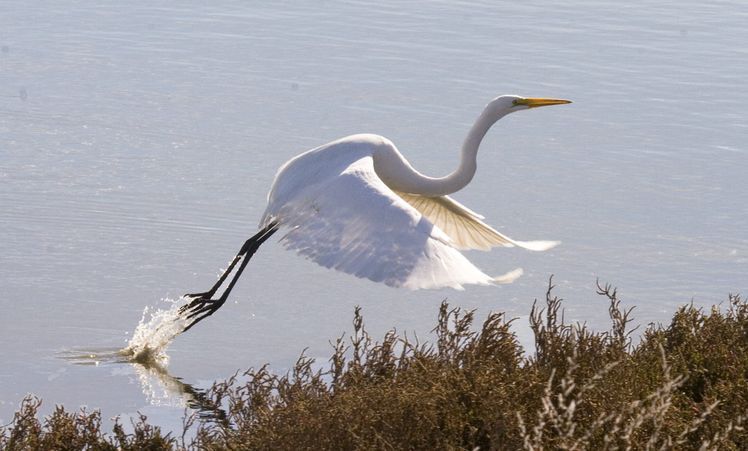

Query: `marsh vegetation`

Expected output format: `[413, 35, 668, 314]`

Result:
[2, 279, 746, 450]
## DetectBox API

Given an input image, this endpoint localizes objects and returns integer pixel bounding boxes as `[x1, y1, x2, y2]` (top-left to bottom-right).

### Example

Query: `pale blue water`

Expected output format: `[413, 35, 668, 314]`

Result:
[1, 0, 746, 431]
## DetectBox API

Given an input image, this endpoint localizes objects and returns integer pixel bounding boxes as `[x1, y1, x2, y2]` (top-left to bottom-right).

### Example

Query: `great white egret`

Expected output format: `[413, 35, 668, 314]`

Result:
[179, 95, 571, 331]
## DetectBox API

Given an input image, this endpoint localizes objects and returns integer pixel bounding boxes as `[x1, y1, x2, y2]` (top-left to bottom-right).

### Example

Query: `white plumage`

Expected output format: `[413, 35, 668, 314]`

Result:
[179, 95, 571, 331]
[261, 138, 497, 289]
[260, 94, 569, 290]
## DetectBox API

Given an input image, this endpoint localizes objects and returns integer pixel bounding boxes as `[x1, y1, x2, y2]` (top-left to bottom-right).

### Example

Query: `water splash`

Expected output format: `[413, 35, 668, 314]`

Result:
[58, 298, 215, 412]
[121, 298, 189, 366]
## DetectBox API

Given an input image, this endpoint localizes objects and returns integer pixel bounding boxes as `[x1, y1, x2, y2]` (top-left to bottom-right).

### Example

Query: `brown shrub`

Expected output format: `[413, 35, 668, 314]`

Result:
[2, 279, 746, 450]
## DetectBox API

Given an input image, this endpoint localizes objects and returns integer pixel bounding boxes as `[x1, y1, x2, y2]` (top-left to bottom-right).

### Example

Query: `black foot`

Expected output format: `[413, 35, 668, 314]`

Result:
[181, 290, 214, 305]
[179, 293, 226, 332]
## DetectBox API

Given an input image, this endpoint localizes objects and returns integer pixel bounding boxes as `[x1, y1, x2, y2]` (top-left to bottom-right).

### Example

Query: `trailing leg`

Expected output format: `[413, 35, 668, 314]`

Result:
[179, 222, 278, 332]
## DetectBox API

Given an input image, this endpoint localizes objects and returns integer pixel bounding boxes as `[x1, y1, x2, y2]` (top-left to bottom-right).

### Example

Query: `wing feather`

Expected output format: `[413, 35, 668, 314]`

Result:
[394, 191, 559, 252]
[268, 157, 498, 290]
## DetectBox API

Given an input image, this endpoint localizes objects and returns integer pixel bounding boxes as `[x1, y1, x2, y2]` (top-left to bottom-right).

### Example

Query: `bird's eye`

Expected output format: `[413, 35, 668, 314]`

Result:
[512, 99, 520, 106]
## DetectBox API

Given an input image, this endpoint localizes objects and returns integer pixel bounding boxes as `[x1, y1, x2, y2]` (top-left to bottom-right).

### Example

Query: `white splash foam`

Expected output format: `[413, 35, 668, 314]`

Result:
[122, 298, 189, 365]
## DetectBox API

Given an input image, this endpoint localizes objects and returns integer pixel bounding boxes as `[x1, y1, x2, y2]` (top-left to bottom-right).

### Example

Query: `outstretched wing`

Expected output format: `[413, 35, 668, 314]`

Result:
[267, 156, 503, 290]
[394, 191, 559, 252]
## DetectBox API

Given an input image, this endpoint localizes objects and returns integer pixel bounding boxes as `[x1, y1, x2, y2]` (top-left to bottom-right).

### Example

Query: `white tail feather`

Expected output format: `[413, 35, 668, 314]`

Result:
[513, 240, 561, 252]
[494, 267, 524, 284]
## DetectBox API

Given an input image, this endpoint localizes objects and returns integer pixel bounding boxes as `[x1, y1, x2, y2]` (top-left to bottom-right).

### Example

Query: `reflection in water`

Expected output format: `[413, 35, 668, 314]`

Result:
[61, 347, 228, 424]
[59, 298, 228, 423]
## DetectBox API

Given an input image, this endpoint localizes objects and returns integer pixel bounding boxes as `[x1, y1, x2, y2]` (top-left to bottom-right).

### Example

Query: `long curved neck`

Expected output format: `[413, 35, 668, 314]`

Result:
[374, 107, 500, 197]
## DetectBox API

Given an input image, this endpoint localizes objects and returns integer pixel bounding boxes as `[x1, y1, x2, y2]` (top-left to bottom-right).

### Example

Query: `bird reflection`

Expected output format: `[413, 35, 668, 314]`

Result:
[60, 347, 228, 424]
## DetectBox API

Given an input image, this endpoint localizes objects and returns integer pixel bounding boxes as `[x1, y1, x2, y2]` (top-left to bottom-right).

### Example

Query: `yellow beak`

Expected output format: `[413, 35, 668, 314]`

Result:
[515, 97, 572, 108]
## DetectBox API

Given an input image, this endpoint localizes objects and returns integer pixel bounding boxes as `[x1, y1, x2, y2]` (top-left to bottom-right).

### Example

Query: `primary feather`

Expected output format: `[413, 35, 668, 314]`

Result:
[393, 191, 559, 251]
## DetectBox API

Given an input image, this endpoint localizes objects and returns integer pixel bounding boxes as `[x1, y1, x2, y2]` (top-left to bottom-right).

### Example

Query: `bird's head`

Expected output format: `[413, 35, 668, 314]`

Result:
[486, 95, 572, 119]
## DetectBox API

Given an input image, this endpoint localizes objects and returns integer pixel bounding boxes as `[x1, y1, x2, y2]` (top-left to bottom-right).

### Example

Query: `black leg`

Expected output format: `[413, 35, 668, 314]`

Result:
[179, 222, 278, 332]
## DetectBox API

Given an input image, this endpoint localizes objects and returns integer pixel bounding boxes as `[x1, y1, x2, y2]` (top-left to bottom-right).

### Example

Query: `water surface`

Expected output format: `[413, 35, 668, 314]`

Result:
[1, 0, 746, 430]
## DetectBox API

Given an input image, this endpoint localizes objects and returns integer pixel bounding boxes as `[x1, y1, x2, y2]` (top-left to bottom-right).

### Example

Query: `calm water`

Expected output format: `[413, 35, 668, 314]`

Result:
[1, 0, 746, 431]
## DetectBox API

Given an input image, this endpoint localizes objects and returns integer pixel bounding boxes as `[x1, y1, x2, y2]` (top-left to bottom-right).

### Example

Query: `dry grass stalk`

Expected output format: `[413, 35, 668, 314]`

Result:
[2, 280, 747, 450]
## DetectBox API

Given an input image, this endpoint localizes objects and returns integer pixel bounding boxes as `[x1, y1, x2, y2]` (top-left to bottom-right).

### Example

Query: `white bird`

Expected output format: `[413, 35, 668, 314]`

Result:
[180, 95, 571, 331]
